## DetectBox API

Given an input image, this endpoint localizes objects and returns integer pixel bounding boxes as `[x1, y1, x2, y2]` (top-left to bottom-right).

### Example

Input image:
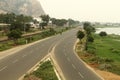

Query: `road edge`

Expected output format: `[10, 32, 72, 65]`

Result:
[73, 39, 105, 80]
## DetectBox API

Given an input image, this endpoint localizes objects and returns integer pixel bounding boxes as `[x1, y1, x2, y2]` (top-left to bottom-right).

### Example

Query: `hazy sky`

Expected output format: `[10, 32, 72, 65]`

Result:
[39, 0, 120, 22]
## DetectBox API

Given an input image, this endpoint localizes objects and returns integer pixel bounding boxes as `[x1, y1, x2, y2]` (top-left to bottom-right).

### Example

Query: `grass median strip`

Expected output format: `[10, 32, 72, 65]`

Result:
[24, 60, 58, 80]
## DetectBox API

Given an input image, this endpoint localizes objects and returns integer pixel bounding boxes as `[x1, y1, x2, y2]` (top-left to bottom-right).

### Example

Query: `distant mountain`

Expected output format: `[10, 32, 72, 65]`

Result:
[0, 0, 45, 17]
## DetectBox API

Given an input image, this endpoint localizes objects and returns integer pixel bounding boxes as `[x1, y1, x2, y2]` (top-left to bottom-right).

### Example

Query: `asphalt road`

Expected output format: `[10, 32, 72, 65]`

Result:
[0, 28, 102, 80]
[0, 33, 62, 80]
[54, 28, 103, 80]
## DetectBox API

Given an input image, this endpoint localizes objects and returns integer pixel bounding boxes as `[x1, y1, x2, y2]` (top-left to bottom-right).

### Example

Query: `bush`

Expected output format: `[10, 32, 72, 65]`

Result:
[87, 49, 96, 55]
[77, 30, 85, 41]
[99, 31, 107, 37]
[99, 63, 112, 70]
[88, 35, 94, 42]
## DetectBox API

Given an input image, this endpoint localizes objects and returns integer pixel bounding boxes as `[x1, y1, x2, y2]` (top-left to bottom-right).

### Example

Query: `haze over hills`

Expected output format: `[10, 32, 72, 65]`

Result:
[0, 0, 45, 17]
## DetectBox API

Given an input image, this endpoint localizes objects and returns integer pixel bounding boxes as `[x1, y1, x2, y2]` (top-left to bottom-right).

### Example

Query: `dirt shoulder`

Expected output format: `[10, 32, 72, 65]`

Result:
[95, 69, 120, 80]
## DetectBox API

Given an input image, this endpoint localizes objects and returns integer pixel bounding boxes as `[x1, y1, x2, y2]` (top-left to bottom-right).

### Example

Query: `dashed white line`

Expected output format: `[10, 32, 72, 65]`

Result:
[72, 64, 76, 69]
[0, 66, 7, 72]
[78, 72, 84, 78]
[12, 59, 18, 63]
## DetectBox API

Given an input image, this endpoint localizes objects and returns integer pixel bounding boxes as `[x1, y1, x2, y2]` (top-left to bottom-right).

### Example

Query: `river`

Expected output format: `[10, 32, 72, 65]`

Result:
[96, 27, 120, 35]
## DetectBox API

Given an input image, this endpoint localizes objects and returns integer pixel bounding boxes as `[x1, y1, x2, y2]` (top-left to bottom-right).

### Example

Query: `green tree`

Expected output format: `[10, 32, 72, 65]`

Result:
[83, 22, 95, 35]
[10, 21, 24, 31]
[99, 31, 107, 37]
[83, 22, 95, 50]
[77, 30, 85, 43]
[50, 18, 67, 26]
[7, 29, 22, 44]
[88, 35, 94, 42]
[40, 15, 50, 29]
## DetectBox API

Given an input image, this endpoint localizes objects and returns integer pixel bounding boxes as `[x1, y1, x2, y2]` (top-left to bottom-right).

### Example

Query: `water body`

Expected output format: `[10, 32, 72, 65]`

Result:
[96, 27, 120, 35]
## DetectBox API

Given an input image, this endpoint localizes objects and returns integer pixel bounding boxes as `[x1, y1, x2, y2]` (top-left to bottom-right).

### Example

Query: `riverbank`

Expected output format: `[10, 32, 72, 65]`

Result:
[76, 34, 120, 80]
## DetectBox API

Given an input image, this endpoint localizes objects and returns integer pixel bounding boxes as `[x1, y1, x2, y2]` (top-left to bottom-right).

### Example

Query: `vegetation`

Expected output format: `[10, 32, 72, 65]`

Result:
[76, 32, 120, 75]
[76, 22, 120, 75]
[99, 31, 107, 37]
[7, 29, 22, 44]
[40, 15, 50, 29]
[24, 60, 58, 80]
[83, 22, 95, 50]
[0, 13, 33, 24]
[77, 30, 85, 43]
[87, 35, 94, 42]
[0, 27, 71, 51]
[0, 12, 79, 51]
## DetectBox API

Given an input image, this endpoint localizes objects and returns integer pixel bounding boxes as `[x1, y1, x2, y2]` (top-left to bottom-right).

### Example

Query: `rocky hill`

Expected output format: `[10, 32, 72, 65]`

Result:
[0, 0, 45, 17]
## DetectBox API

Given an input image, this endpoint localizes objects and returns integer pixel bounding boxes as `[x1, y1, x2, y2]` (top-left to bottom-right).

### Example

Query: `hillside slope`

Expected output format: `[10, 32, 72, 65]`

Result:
[0, 0, 45, 17]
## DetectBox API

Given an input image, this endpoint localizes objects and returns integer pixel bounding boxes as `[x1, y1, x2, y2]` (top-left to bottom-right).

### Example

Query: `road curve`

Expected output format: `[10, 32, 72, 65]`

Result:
[0, 33, 63, 80]
[0, 27, 103, 80]
[54, 28, 103, 80]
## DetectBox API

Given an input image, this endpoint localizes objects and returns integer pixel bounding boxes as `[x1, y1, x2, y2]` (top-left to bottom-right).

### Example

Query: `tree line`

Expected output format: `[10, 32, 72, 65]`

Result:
[77, 22, 107, 51]
[0, 13, 80, 44]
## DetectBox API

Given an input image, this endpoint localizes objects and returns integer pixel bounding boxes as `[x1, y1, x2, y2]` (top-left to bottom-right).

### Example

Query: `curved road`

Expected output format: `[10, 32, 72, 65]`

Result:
[0, 27, 102, 80]
[54, 28, 102, 80]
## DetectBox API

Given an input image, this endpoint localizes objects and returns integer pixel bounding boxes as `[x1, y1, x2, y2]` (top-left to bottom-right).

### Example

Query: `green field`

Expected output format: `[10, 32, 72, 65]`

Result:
[77, 34, 120, 75]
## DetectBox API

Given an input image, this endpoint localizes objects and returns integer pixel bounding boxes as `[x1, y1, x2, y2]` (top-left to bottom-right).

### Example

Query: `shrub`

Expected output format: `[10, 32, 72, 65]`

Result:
[99, 31, 107, 37]
[77, 30, 85, 42]
[99, 63, 112, 70]
[87, 49, 96, 55]
[88, 35, 94, 42]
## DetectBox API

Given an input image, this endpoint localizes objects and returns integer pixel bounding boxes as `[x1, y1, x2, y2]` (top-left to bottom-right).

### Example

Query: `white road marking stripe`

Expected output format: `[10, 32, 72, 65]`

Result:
[0, 66, 7, 72]
[78, 72, 84, 78]
[72, 64, 76, 69]
[12, 59, 18, 63]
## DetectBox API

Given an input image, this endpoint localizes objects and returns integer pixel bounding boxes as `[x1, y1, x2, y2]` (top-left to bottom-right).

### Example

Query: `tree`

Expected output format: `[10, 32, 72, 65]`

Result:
[50, 18, 67, 26]
[99, 31, 107, 37]
[83, 22, 95, 35]
[40, 15, 50, 29]
[7, 29, 22, 44]
[77, 30, 85, 43]
[10, 21, 24, 31]
[88, 35, 94, 42]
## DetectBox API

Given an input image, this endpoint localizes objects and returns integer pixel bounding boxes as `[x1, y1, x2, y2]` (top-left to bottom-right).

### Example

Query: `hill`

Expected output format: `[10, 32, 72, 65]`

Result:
[0, 0, 45, 17]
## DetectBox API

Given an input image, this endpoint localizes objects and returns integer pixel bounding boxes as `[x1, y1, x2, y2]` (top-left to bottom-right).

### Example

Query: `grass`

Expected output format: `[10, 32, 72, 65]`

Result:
[76, 33, 120, 75]
[24, 60, 58, 80]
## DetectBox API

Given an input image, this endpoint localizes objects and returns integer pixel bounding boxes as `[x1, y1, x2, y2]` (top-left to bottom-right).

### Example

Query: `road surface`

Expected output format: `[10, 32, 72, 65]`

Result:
[0, 28, 102, 80]
[54, 28, 102, 80]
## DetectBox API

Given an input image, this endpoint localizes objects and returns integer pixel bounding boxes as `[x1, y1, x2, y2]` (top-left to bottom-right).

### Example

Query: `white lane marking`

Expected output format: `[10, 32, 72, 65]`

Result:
[12, 59, 18, 63]
[67, 57, 70, 62]
[0, 66, 7, 72]
[22, 54, 27, 58]
[72, 64, 76, 69]
[78, 72, 84, 78]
